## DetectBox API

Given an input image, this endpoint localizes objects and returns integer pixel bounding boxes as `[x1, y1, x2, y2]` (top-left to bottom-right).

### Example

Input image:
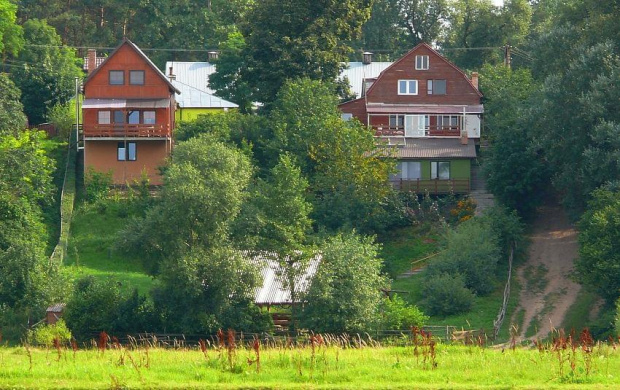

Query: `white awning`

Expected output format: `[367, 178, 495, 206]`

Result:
[82, 98, 171, 109]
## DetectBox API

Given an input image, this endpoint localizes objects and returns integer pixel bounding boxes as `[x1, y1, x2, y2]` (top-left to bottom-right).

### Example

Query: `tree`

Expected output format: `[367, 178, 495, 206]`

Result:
[397, 0, 448, 45]
[233, 0, 372, 104]
[358, 0, 409, 59]
[576, 186, 620, 303]
[0, 73, 27, 135]
[0, 0, 22, 58]
[9, 19, 82, 125]
[300, 232, 387, 333]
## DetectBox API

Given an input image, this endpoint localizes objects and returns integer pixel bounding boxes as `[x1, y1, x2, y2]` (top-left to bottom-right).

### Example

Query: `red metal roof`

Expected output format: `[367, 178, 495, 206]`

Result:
[367, 104, 484, 114]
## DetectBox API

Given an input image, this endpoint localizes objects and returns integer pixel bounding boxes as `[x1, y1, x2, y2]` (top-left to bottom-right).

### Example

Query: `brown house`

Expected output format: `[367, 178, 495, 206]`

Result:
[339, 43, 483, 194]
[82, 38, 179, 185]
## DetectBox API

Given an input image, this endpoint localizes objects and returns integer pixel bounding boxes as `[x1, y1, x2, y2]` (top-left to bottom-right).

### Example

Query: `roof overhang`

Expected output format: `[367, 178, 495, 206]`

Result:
[82, 98, 171, 109]
[367, 104, 484, 115]
[376, 138, 477, 159]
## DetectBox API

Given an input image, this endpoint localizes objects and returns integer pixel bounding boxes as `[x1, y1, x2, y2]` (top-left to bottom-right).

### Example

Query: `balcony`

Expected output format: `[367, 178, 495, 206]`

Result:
[374, 125, 461, 138]
[83, 123, 171, 138]
[390, 178, 470, 194]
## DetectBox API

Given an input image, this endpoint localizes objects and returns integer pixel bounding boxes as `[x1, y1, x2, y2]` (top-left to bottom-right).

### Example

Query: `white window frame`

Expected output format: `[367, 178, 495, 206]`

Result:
[398, 79, 418, 95]
[98, 111, 111, 124]
[401, 161, 422, 180]
[341, 113, 353, 121]
[415, 55, 429, 70]
[118, 142, 137, 161]
[431, 161, 450, 180]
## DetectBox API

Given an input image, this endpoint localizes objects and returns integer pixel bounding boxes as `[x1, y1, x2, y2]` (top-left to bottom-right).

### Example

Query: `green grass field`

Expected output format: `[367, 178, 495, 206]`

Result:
[1, 343, 618, 389]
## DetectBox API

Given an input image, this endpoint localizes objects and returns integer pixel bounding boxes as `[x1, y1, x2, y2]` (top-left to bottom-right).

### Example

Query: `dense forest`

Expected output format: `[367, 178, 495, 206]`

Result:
[2, 0, 620, 340]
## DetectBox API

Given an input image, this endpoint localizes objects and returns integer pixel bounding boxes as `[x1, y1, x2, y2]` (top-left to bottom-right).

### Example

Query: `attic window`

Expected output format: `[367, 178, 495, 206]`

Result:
[398, 80, 418, 95]
[427, 79, 446, 95]
[415, 55, 429, 70]
[129, 70, 145, 85]
[109, 70, 124, 85]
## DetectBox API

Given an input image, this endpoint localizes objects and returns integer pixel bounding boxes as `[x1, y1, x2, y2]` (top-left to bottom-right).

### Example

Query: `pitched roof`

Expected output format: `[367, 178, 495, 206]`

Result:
[84, 38, 180, 94]
[339, 61, 393, 98]
[171, 80, 238, 109]
[165, 61, 218, 94]
[366, 42, 483, 98]
[377, 138, 477, 159]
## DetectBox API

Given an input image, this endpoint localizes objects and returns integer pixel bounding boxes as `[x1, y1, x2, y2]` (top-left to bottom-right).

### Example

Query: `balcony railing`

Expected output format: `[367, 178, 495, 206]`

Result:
[83, 124, 171, 138]
[374, 125, 461, 137]
[390, 178, 470, 194]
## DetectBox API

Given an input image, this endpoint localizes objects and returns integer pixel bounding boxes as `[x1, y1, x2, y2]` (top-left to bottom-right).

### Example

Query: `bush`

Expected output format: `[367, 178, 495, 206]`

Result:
[421, 274, 475, 316]
[46, 103, 75, 140]
[381, 294, 429, 329]
[84, 168, 112, 203]
[28, 319, 72, 347]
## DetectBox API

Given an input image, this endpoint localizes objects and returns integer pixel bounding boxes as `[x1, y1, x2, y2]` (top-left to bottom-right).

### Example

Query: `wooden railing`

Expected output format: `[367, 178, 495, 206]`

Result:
[374, 125, 461, 137]
[83, 123, 171, 138]
[390, 178, 470, 194]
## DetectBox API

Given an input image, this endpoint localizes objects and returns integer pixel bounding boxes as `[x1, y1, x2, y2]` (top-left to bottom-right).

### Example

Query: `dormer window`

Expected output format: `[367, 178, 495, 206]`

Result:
[398, 80, 418, 95]
[109, 70, 124, 85]
[415, 55, 429, 70]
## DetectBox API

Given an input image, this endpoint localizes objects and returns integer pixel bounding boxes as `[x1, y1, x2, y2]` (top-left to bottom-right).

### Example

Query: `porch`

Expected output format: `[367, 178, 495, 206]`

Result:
[83, 123, 171, 138]
[390, 178, 471, 194]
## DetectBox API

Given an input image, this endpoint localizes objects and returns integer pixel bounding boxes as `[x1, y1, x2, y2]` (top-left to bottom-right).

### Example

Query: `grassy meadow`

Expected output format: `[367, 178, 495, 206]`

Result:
[1, 339, 619, 389]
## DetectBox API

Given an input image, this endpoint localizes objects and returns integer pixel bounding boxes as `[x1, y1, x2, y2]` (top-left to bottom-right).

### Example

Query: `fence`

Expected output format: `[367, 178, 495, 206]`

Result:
[492, 243, 516, 340]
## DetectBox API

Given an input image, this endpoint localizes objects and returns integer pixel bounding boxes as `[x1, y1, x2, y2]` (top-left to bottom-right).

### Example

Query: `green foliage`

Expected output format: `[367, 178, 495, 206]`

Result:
[616, 298, 620, 336]
[0, 0, 23, 57]
[421, 273, 475, 316]
[9, 19, 82, 125]
[28, 319, 72, 347]
[576, 186, 620, 302]
[153, 246, 267, 333]
[83, 169, 112, 203]
[64, 276, 154, 341]
[0, 73, 27, 135]
[300, 232, 387, 333]
[381, 294, 429, 330]
[46, 102, 75, 140]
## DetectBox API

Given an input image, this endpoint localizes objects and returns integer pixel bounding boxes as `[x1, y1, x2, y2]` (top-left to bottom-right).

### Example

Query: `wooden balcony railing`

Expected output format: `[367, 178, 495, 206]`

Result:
[390, 178, 470, 194]
[374, 125, 461, 137]
[83, 124, 171, 138]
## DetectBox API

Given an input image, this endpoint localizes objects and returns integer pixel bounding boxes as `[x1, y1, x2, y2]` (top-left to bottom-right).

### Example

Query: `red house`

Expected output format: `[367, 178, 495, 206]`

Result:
[339, 43, 483, 193]
[82, 38, 179, 185]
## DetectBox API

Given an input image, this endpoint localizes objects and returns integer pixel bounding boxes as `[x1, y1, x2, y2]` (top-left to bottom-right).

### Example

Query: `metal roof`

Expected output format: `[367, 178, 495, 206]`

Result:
[377, 138, 477, 159]
[367, 104, 484, 114]
[171, 80, 238, 109]
[82, 98, 171, 109]
[165, 61, 218, 95]
[246, 251, 322, 306]
[338, 61, 393, 98]
[46, 303, 66, 313]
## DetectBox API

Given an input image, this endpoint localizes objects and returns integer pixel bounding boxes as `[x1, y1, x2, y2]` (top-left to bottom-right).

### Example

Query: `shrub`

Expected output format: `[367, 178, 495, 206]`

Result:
[28, 319, 72, 347]
[421, 273, 475, 316]
[84, 168, 112, 203]
[381, 294, 429, 329]
[46, 102, 75, 140]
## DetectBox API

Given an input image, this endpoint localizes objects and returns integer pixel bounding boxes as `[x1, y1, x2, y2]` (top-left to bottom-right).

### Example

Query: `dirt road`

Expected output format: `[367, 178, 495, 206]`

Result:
[514, 204, 581, 340]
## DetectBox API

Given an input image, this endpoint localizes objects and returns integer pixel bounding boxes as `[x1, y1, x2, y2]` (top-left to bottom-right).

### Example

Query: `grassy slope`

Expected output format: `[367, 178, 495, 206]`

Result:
[65, 200, 154, 295]
[1, 345, 618, 389]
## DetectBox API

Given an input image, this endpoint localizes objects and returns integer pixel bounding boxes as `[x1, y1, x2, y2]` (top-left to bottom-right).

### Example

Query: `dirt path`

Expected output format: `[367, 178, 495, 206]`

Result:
[514, 204, 581, 341]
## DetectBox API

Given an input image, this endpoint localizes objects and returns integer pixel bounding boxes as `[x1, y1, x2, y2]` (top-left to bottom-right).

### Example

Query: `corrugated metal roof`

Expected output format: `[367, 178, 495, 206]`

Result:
[377, 138, 477, 159]
[245, 251, 321, 306]
[339, 62, 393, 98]
[46, 303, 66, 312]
[165, 61, 217, 94]
[171, 80, 238, 109]
[367, 104, 484, 114]
[82, 98, 171, 109]
[82, 57, 106, 71]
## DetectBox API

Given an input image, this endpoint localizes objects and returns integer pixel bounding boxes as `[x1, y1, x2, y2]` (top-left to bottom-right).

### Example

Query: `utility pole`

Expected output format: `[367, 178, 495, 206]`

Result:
[504, 44, 511, 69]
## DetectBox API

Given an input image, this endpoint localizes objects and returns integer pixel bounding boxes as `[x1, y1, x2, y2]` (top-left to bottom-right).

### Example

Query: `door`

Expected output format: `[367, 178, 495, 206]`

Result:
[405, 115, 426, 137]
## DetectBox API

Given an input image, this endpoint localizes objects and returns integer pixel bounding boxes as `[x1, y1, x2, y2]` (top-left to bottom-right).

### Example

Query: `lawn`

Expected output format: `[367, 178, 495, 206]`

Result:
[65, 200, 154, 295]
[1, 342, 618, 389]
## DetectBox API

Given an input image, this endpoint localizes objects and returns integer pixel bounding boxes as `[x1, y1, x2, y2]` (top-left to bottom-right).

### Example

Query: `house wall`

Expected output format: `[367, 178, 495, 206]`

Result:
[84, 140, 169, 185]
[366, 45, 481, 106]
[400, 159, 471, 180]
[176, 107, 228, 122]
[85, 44, 171, 99]
[84, 107, 171, 125]
[338, 98, 368, 125]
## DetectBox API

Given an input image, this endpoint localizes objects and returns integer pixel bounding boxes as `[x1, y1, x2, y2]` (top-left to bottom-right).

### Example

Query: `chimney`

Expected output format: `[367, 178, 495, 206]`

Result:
[207, 51, 219, 62]
[168, 66, 176, 81]
[460, 130, 468, 145]
[471, 72, 479, 90]
[87, 49, 97, 74]
[362, 51, 373, 65]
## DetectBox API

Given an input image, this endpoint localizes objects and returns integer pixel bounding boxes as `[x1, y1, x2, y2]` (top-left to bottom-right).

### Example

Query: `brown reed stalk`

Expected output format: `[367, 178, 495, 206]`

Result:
[580, 328, 594, 376]
[24, 341, 33, 371]
[199, 339, 208, 360]
[53, 336, 62, 361]
[226, 329, 236, 372]
[98, 331, 108, 353]
[71, 338, 78, 359]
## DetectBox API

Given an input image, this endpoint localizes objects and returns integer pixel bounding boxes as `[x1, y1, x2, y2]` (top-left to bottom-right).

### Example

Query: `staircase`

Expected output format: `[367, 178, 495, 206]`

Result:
[470, 161, 495, 215]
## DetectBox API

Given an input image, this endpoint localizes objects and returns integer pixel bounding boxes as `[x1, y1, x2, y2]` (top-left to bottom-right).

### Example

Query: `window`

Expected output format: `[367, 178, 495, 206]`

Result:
[117, 142, 137, 161]
[398, 80, 418, 95]
[109, 70, 124, 85]
[437, 115, 460, 130]
[113, 110, 125, 124]
[129, 70, 145, 85]
[431, 161, 450, 180]
[341, 113, 353, 121]
[389, 115, 404, 128]
[128, 110, 140, 124]
[427, 79, 446, 95]
[98, 111, 111, 124]
[143, 111, 156, 124]
[415, 55, 429, 70]
[391, 161, 422, 181]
